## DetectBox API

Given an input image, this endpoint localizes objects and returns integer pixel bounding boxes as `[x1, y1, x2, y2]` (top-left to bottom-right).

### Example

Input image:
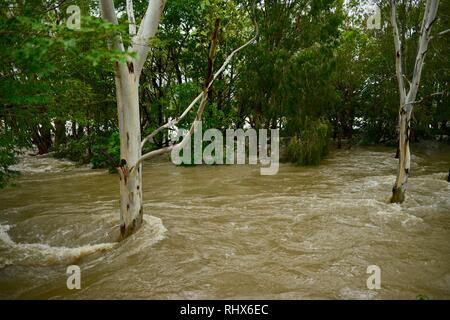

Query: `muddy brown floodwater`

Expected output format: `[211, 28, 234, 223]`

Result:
[0, 145, 449, 299]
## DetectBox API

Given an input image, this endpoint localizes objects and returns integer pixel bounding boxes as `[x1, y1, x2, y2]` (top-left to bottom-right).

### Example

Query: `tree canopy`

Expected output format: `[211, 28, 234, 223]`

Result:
[1, 0, 449, 186]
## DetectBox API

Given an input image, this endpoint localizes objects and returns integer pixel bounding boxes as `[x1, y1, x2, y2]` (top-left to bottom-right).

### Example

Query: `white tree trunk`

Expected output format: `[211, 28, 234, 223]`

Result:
[390, 0, 439, 203]
[100, 0, 255, 238]
[392, 106, 411, 203]
[116, 69, 143, 238]
[100, 0, 165, 238]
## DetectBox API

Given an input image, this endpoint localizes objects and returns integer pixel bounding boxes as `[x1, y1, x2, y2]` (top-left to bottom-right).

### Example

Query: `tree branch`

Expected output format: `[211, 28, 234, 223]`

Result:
[402, 74, 412, 88]
[406, 0, 439, 108]
[126, 0, 137, 36]
[437, 28, 450, 37]
[132, 0, 166, 77]
[390, 0, 406, 105]
[99, 0, 125, 52]
[411, 91, 447, 104]
[134, 24, 258, 170]
[430, 28, 450, 41]
[140, 28, 258, 152]
[140, 119, 176, 149]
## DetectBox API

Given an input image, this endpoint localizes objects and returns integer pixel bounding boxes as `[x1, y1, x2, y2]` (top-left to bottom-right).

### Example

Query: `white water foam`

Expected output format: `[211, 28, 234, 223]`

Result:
[0, 215, 167, 269]
[0, 223, 115, 268]
[122, 215, 167, 255]
[8, 152, 76, 174]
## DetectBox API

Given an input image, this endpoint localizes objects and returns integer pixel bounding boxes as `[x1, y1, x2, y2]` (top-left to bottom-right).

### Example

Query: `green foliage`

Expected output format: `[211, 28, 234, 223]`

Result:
[52, 130, 120, 173]
[0, 135, 19, 188]
[91, 131, 120, 173]
[53, 135, 90, 164]
[287, 119, 331, 166]
[0, 0, 448, 188]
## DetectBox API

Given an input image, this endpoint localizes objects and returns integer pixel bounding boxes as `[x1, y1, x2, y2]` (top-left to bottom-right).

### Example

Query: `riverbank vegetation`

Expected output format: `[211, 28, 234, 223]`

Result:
[1, 1, 449, 221]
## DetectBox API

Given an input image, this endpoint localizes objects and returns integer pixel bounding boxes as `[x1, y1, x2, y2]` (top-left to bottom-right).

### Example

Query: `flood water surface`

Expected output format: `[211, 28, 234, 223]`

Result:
[0, 146, 449, 299]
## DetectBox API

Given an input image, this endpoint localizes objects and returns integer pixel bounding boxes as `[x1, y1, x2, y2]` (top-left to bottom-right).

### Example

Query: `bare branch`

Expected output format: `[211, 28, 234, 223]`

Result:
[140, 32, 257, 152]
[126, 0, 136, 36]
[437, 28, 450, 37]
[135, 25, 257, 170]
[406, 0, 439, 107]
[402, 74, 412, 88]
[430, 28, 450, 41]
[140, 119, 175, 149]
[390, 0, 406, 105]
[99, 0, 125, 52]
[140, 93, 203, 150]
[411, 91, 446, 104]
[132, 0, 166, 77]
[135, 146, 174, 165]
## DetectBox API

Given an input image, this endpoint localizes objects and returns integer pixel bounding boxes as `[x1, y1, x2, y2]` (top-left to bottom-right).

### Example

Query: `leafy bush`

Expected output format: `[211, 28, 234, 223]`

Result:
[0, 136, 19, 188]
[287, 118, 330, 165]
[53, 135, 90, 164]
[91, 131, 120, 173]
[53, 131, 120, 173]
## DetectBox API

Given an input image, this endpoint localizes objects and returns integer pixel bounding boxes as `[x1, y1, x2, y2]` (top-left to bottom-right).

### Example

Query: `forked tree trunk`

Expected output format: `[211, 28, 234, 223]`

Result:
[100, 0, 164, 238]
[100, 0, 255, 238]
[390, 0, 439, 203]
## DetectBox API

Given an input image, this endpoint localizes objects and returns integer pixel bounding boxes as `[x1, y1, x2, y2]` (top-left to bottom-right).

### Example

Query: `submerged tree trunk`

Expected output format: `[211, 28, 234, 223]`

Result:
[115, 69, 144, 239]
[101, 0, 255, 239]
[390, 0, 439, 203]
[100, 0, 165, 239]
[54, 120, 66, 146]
[32, 123, 53, 155]
[391, 105, 411, 203]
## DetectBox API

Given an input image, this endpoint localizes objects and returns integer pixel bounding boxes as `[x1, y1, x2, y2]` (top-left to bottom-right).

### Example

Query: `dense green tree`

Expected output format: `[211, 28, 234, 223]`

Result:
[0, 0, 448, 195]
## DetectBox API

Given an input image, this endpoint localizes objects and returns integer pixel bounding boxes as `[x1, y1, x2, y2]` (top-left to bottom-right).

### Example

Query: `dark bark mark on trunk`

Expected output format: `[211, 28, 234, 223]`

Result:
[127, 62, 134, 74]
[119, 159, 128, 183]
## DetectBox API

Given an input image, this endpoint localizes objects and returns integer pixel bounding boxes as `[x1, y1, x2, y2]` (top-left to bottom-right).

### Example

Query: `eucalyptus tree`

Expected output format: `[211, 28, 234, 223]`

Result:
[99, 0, 165, 238]
[389, 0, 440, 203]
[100, 0, 256, 238]
[234, 0, 343, 165]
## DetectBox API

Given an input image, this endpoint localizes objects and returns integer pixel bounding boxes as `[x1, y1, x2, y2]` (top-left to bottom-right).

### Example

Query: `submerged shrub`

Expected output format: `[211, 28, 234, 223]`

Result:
[53, 131, 120, 172]
[287, 118, 330, 165]
[53, 135, 90, 164]
[0, 148, 18, 188]
[91, 131, 120, 172]
[0, 132, 20, 188]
